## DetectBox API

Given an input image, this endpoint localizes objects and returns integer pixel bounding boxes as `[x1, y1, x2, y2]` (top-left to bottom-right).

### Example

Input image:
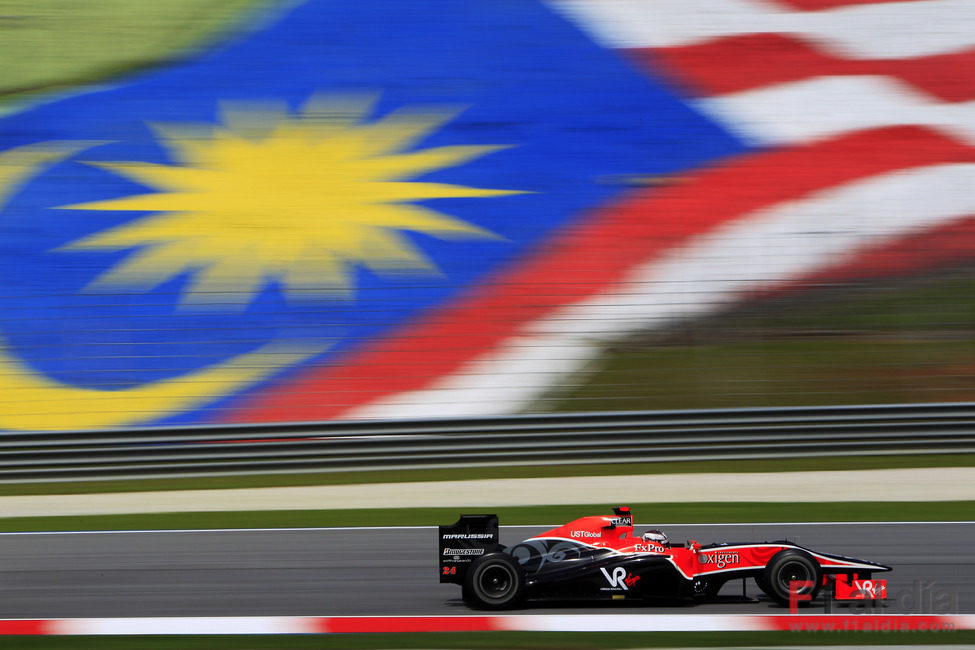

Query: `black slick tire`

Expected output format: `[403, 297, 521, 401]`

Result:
[762, 549, 823, 606]
[462, 553, 524, 610]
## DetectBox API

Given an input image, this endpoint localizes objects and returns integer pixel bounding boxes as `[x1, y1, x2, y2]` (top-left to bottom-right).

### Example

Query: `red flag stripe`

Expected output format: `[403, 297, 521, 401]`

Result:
[773, 0, 931, 10]
[226, 126, 975, 422]
[788, 214, 975, 285]
[632, 35, 975, 102]
[741, 212, 975, 308]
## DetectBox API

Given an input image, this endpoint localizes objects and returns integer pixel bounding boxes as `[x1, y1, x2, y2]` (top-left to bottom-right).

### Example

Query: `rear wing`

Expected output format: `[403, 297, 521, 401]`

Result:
[439, 514, 502, 584]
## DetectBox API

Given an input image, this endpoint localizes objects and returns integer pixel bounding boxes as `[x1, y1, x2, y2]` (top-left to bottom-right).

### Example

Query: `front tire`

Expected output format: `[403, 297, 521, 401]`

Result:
[462, 553, 524, 610]
[762, 549, 822, 606]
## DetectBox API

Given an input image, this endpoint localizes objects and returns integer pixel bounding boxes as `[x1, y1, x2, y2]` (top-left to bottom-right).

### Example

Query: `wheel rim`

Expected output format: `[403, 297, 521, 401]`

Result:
[479, 564, 515, 600]
[777, 560, 813, 594]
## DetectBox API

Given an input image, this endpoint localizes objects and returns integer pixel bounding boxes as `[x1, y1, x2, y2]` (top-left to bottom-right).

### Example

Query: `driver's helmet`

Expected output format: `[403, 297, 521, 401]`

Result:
[642, 529, 668, 546]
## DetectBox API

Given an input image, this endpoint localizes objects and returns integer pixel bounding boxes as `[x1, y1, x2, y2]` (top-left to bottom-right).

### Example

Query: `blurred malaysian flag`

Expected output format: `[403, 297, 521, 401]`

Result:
[0, 0, 972, 430]
[239, 0, 975, 421]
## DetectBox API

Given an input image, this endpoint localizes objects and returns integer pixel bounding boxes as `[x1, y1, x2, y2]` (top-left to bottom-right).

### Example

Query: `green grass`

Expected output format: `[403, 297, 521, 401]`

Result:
[0, 501, 971, 532]
[1, 453, 972, 497]
[3, 631, 975, 649]
[0, 0, 274, 110]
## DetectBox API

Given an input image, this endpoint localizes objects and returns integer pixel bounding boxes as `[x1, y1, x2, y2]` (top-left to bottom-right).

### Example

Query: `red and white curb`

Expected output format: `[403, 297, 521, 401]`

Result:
[1, 615, 973, 635]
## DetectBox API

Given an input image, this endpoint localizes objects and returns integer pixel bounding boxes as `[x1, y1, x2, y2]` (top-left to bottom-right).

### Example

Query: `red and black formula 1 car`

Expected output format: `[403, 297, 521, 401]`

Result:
[439, 507, 891, 609]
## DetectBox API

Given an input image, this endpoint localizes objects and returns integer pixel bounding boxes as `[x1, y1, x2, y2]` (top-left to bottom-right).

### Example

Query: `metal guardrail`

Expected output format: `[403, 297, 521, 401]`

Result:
[1, 402, 974, 482]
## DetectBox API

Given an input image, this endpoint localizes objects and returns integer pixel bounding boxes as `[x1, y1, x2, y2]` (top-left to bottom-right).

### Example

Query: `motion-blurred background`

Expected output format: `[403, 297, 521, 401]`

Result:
[1, 0, 974, 432]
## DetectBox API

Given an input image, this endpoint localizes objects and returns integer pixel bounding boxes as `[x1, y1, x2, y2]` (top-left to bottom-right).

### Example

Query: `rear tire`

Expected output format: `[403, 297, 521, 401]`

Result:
[762, 549, 822, 606]
[462, 553, 524, 610]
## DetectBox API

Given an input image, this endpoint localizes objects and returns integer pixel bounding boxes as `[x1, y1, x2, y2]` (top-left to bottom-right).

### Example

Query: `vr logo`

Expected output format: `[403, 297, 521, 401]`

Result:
[600, 566, 629, 590]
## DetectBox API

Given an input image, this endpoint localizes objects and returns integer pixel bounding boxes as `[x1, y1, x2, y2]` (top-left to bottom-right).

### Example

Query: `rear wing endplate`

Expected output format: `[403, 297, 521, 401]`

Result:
[438, 514, 501, 584]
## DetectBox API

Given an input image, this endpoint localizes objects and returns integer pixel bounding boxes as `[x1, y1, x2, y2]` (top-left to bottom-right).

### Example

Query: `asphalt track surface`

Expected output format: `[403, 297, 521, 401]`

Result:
[0, 523, 971, 618]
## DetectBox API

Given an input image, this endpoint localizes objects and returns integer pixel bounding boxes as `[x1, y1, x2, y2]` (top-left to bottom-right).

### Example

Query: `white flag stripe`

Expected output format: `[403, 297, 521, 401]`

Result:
[348, 336, 603, 417]
[554, 162, 975, 337]
[697, 75, 975, 146]
[350, 162, 975, 417]
[549, 0, 975, 58]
